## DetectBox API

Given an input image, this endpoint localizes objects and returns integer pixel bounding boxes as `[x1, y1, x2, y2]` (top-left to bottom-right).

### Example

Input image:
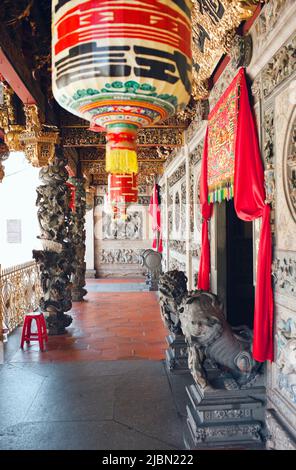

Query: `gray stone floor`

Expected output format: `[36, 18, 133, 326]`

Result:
[87, 283, 148, 293]
[0, 359, 193, 450]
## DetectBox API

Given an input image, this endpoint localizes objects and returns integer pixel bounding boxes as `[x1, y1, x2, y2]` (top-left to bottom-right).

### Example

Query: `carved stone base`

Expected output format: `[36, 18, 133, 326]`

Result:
[184, 370, 266, 449]
[86, 269, 96, 279]
[46, 313, 73, 336]
[165, 333, 189, 374]
[72, 287, 88, 302]
[266, 408, 296, 450]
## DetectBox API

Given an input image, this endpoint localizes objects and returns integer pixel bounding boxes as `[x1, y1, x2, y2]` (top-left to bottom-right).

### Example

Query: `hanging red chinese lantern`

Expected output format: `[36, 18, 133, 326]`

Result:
[52, 0, 192, 175]
[106, 173, 138, 219]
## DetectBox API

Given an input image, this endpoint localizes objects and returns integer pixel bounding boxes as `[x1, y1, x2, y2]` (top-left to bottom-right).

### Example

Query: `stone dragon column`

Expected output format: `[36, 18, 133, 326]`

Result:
[68, 176, 87, 301]
[33, 146, 73, 335]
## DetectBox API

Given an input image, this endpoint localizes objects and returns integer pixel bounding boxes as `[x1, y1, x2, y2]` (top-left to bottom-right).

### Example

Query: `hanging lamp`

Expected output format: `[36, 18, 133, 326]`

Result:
[52, 0, 192, 174]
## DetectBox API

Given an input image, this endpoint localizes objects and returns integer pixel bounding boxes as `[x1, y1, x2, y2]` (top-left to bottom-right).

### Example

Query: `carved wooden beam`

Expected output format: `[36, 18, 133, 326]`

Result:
[62, 127, 184, 148]
[0, 22, 45, 111]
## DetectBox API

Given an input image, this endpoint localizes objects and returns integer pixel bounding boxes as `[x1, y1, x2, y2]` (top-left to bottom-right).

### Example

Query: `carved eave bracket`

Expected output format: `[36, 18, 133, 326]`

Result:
[191, 0, 261, 100]
[0, 82, 25, 152]
[19, 104, 59, 167]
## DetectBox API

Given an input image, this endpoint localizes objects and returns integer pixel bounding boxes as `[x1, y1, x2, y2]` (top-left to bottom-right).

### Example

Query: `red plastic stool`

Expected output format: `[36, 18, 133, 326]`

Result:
[21, 312, 48, 352]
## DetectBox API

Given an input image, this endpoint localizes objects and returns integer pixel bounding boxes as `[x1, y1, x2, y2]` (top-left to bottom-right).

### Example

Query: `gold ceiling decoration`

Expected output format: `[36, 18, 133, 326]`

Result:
[0, 142, 9, 182]
[19, 104, 59, 167]
[191, 0, 262, 99]
[0, 82, 25, 152]
[82, 159, 165, 187]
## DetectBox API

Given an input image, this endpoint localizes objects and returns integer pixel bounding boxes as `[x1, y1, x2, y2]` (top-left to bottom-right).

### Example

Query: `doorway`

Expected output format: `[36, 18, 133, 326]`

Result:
[216, 200, 254, 329]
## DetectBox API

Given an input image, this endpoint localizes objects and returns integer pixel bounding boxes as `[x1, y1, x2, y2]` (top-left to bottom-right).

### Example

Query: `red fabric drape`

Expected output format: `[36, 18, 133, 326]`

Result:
[198, 68, 274, 362]
[198, 128, 212, 291]
[234, 69, 274, 362]
[149, 184, 163, 253]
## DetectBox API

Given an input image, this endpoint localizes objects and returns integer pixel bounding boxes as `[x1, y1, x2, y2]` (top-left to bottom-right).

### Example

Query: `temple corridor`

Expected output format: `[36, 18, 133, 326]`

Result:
[5, 279, 167, 363]
[0, 279, 190, 450]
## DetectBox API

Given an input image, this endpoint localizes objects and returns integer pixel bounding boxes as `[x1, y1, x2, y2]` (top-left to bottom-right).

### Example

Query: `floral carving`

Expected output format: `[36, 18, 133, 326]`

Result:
[262, 35, 296, 98]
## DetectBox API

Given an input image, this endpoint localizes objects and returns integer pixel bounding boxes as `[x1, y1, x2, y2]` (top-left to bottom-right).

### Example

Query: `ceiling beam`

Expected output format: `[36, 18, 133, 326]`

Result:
[0, 23, 45, 111]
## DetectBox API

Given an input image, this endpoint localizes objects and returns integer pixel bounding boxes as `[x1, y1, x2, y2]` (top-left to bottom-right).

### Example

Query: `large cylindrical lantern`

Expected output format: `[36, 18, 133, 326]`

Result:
[52, 0, 192, 174]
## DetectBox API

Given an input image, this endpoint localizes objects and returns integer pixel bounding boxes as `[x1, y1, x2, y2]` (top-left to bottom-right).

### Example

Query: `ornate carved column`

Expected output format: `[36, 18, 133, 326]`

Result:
[33, 146, 73, 335]
[68, 176, 87, 301]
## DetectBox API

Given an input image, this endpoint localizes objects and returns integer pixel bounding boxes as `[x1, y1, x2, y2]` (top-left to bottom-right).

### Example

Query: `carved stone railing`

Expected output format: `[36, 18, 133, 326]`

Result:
[0, 261, 43, 335]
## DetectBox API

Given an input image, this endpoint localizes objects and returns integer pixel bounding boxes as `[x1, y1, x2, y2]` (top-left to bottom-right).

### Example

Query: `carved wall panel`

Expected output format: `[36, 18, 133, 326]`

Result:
[251, 0, 292, 63]
[275, 86, 296, 252]
[284, 114, 296, 223]
[102, 211, 143, 241]
[99, 249, 142, 265]
[94, 185, 152, 277]
[261, 34, 296, 98]
[168, 163, 186, 188]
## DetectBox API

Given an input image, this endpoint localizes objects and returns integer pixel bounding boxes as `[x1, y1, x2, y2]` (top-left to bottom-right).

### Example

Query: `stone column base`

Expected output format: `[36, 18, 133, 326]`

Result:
[46, 313, 73, 336]
[86, 269, 96, 279]
[184, 372, 267, 449]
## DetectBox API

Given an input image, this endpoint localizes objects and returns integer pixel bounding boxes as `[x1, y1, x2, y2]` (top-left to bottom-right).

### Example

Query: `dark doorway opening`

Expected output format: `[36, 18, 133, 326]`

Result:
[226, 200, 254, 329]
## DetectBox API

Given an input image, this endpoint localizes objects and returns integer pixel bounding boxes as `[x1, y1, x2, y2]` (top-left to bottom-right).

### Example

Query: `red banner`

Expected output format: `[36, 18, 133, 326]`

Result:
[198, 68, 274, 363]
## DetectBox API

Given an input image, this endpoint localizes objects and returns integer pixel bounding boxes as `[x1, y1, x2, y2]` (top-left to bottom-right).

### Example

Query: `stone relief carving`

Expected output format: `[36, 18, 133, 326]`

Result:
[190, 142, 203, 167]
[266, 409, 296, 450]
[251, 76, 262, 103]
[186, 100, 209, 145]
[276, 317, 296, 404]
[263, 108, 275, 168]
[272, 253, 296, 297]
[169, 259, 186, 273]
[102, 211, 143, 240]
[138, 196, 151, 206]
[94, 195, 104, 206]
[174, 191, 181, 234]
[168, 163, 186, 188]
[284, 117, 296, 223]
[262, 34, 296, 98]
[181, 181, 186, 235]
[169, 240, 186, 255]
[263, 108, 276, 231]
[253, 0, 291, 54]
[100, 249, 142, 264]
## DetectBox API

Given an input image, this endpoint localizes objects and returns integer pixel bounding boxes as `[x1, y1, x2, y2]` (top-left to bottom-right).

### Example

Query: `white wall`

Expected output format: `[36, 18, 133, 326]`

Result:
[0, 152, 41, 268]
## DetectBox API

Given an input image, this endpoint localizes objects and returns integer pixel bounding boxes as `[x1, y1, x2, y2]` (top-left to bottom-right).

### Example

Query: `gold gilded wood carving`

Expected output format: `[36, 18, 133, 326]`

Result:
[191, 0, 262, 99]
[0, 83, 24, 152]
[62, 127, 183, 148]
[87, 160, 164, 186]
[20, 104, 59, 167]
[0, 142, 9, 182]
[0, 261, 43, 334]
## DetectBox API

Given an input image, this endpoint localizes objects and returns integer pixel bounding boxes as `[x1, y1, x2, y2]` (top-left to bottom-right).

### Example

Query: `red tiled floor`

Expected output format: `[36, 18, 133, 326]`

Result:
[9, 279, 167, 363]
